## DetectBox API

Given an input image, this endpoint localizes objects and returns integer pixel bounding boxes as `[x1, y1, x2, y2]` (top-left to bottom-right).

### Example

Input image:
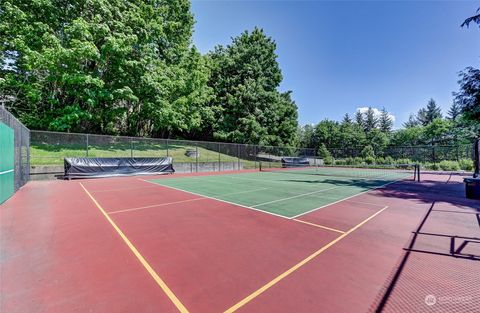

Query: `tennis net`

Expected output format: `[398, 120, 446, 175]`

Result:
[259, 161, 420, 181]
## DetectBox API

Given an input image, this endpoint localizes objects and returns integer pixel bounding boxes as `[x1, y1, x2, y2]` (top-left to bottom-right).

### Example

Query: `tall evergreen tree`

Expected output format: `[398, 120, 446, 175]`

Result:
[342, 113, 353, 125]
[403, 114, 419, 128]
[454, 67, 480, 121]
[364, 107, 378, 133]
[379, 107, 393, 133]
[355, 110, 364, 127]
[417, 98, 442, 126]
[456, 9, 480, 122]
[447, 101, 462, 121]
[207, 28, 298, 145]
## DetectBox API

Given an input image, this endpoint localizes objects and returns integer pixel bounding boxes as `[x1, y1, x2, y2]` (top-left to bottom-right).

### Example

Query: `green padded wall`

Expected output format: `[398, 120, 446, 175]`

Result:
[0, 122, 14, 204]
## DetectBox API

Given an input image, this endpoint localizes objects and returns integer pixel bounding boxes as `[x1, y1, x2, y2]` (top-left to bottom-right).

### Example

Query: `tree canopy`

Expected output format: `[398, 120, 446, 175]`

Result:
[0, 0, 216, 138]
[0, 0, 478, 150]
[207, 28, 298, 146]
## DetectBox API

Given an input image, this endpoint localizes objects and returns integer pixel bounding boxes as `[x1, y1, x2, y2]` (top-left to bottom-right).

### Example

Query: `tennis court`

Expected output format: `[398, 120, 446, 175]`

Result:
[2, 166, 479, 313]
[148, 164, 417, 218]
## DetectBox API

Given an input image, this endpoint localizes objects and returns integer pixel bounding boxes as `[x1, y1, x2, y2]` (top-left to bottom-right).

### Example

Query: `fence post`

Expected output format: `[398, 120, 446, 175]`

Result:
[195, 144, 199, 172]
[130, 138, 133, 158]
[269, 150, 271, 169]
[432, 146, 436, 165]
[218, 143, 221, 172]
[237, 144, 240, 170]
[86, 134, 89, 157]
[166, 139, 169, 157]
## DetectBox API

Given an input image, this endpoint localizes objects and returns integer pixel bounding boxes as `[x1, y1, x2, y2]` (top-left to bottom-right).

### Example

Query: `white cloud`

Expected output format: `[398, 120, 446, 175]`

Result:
[356, 107, 396, 122]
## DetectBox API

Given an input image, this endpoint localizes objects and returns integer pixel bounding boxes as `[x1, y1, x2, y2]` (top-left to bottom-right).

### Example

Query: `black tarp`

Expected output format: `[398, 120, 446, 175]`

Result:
[281, 157, 310, 168]
[474, 139, 479, 178]
[64, 157, 174, 179]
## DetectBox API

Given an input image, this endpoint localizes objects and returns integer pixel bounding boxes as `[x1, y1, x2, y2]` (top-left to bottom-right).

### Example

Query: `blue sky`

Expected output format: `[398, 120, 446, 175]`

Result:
[191, 0, 480, 128]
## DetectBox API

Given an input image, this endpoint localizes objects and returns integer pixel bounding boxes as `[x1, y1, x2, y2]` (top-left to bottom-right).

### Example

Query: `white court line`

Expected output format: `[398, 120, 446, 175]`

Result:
[108, 187, 270, 215]
[92, 185, 160, 193]
[139, 179, 290, 219]
[226, 175, 348, 185]
[252, 186, 340, 208]
[181, 175, 262, 187]
[261, 169, 405, 181]
[289, 178, 406, 219]
[0, 169, 14, 175]
[307, 192, 385, 208]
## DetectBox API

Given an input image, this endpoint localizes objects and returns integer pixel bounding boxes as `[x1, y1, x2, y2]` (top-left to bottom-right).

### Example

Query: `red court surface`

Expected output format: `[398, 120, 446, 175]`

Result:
[1, 172, 479, 313]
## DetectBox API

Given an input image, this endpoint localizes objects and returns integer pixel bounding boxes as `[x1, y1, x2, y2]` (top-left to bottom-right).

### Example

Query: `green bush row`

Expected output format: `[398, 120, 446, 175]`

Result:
[422, 159, 474, 171]
[327, 157, 474, 171]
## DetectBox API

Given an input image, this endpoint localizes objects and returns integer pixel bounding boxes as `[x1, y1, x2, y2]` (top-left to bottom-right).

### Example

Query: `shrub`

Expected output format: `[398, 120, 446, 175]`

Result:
[364, 156, 375, 164]
[324, 157, 334, 165]
[458, 158, 474, 171]
[344, 157, 355, 165]
[318, 144, 333, 164]
[396, 158, 412, 165]
[354, 157, 364, 164]
[424, 162, 440, 171]
[438, 160, 460, 171]
[376, 157, 385, 164]
[334, 159, 346, 166]
[361, 145, 375, 158]
[384, 156, 394, 165]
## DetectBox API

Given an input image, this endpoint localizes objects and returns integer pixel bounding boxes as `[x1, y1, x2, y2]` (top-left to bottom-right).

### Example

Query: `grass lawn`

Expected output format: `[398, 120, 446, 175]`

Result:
[30, 142, 257, 168]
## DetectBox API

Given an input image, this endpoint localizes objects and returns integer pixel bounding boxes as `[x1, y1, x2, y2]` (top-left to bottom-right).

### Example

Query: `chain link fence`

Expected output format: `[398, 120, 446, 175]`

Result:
[30, 131, 318, 175]
[328, 144, 475, 164]
[0, 106, 30, 190]
[29, 130, 476, 177]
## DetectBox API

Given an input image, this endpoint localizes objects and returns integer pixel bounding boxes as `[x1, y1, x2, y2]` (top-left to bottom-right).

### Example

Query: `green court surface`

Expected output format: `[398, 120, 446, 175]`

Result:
[149, 168, 412, 218]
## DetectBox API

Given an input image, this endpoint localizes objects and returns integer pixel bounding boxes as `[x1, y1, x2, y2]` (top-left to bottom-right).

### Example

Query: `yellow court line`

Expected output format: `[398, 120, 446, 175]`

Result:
[79, 183, 189, 313]
[108, 197, 206, 215]
[293, 219, 345, 234]
[224, 205, 389, 313]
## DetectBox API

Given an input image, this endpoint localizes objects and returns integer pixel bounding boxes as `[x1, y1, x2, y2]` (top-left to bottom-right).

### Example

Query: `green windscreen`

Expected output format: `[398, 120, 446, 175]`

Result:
[0, 122, 14, 204]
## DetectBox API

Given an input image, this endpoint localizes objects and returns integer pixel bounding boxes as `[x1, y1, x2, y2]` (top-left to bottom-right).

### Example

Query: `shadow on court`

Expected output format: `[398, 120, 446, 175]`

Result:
[370, 173, 480, 312]
[282, 178, 399, 189]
